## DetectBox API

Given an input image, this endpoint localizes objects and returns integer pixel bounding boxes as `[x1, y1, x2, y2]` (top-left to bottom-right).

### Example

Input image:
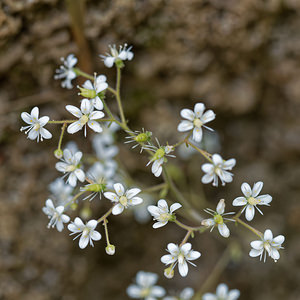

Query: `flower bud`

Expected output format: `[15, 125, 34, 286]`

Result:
[54, 149, 63, 159]
[106, 244, 115, 255]
[134, 131, 152, 143]
[78, 86, 96, 99]
[164, 266, 174, 279]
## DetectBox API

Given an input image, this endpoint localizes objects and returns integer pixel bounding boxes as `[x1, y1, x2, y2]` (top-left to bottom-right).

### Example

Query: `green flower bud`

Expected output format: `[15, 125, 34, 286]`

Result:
[164, 266, 174, 279]
[78, 86, 97, 99]
[105, 244, 115, 255]
[54, 149, 63, 159]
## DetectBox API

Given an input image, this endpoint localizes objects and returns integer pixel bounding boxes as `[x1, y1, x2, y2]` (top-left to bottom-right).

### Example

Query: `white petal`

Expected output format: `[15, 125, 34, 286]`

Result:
[249, 249, 262, 257]
[79, 235, 89, 249]
[151, 286, 166, 297]
[95, 82, 108, 94]
[68, 172, 77, 187]
[252, 181, 263, 197]
[161, 254, 175, 265]
[177, 120, 194, 132]
[90, 110, 105, 120]
[216, 284, 228, 298]
[125, 188, 141, 199]
[201, 174, 213, 184]
[194, 103, 205, 117]
[241, 182, 252, 197]
[90, 230, 101, 241]
[88, 121, 102, 133]
[258, 194, 272, 205]
[201, 110, 215, 123]
[180, 109, 195, 121]
[74, 169, 85, 182]
[201, 218, 215, 227]
[21, 112, 34, 124]
[127, 285, 142, 298]
[56, 221, 64, 232]
[137, 271, 158, 287]
[112, 203, 124, 215]
[66, 105, 82, 118]
[232, 197, 247, 206]
[81, 99, 92, 114]
[264, 229, 273, 241]
[82, 80, 93, 90]
[178, 260, 189, 277]
[223, 158, 236, 169]
[31, 107, 39, 120]
[202, 293, 217, 300]
[86, 219, 97, 229]
[93, 97, 104, 110]
[228, 290, 240, 300]
[250, 240, 263, 250]
[55, 162, 68, 172]
[216, 199, 225, 214]
[212, 154, 223, 165]
[170, 203, 182, 213]
[147, 206, 160, 217]
[104, 192, 119, 202]
[114, 183, 125, 196]
[186, 250, 201, 261]
[167, 243, 179, 255]
[67, 121, 82, 134]
[74, 151, 82, 163]
[202, 163, 214, 173]
[272, 235, 285, 245]
[270, 248, 280, 260]
[28, 129, 39, 140]
[74, 217, 85, 228]
[45, 199, 55, 209]
[129, 196, 143, 206]
[245, 205, 255, 221]
[61, 214, 70, 223]
[180, 243, 192, 255]
[40, 128, 52, 139]
[157, 199, 168, 211]
[192, 127, 203, 143]
[153, 221, 167, 228]
[218, 223, 230, 238]
[39, 116, 50, 126]
[104, 57, 115, 68]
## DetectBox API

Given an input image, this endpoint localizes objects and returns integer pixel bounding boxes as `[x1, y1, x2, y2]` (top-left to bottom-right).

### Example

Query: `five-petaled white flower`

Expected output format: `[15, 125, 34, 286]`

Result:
[202, 199, 234, 238]
[232, 181, 272, 221]
[78, 74, 108, 110]
[100, 44, 134, 68]
[201, 154, 236, 187]
[54, 54, 78, 89]
[146, 145, 175, 177]
[20, 107, 52, 142]
[249, 229, 285, 262]
[163, 287, 194, 300]
[42, 199, 70, 232]
[104, 183, 143, 215]
[127, 271, 166, 300]
[66, 99, 104, 136]
[177, 103, 215, 143]
[202, 283, 240, 300]
[161, 243, 201, 277]
[68, 217, 101, 249]
[55, 149, 85, 187]
[147, 199, 182, 228]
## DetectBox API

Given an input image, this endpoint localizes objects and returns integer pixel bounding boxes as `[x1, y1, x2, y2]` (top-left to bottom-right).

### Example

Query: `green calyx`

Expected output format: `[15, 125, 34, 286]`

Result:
[115, 58, 125, 68]
[85, 183, 106, 193]
[153, 148, 165, 161]
[134, 131, 152, 143]
[214, 214, 224, 224]
[78, 86, 96, 99]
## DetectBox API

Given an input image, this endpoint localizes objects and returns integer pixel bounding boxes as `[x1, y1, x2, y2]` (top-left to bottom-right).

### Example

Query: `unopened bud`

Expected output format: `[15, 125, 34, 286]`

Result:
[78, 86, 96, 99]
[54, 149, 63, 159]
[164, 267, 174, 279]
[106, 244, 115, 255]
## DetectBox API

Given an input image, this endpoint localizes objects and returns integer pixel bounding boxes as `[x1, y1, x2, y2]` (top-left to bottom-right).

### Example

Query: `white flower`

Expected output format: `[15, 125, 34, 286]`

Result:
[147, 199, 182, 228]
[177, 103, 215, 143]
[68, 217, 101, 249]
[104, 183, 143, 215]
[100, 44, 134, 68]
[202, 199, 234, 238]
[127, 271, 166, 300]
[55, 149, 85, 187]
[146, 145, 175, 177]
[20, 107, 52, 142]
[161, 243, 201, 277]
[78, 74, 108, 110]
[163, 287, 194, 300]
[42, 199, 70, 232]
[48, 178, 73, 206]
[249, 229, 285, 262]
[232, 182, 272, 221]
[54, 54, 77, 89]
[202, 283, 240, 300]
[201, 154, 236, 187]
[66, 99, 104, 136]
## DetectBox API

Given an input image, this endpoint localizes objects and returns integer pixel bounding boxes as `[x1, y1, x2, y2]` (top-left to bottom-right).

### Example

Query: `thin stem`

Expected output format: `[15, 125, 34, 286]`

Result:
[115, 66, 126, 124]
[186, 140, 212, 162]
[73, 68, 94, 80]
[103, 219, 111, 245]
[180, 230, 193, 246]
[142, 183, 167, 193]
[97, 207, 113, 223]
[57, 123, 67, 150]
[65, 190, 86, 208]
[233, 216, 263, 238]
[172, 132, 192, 148]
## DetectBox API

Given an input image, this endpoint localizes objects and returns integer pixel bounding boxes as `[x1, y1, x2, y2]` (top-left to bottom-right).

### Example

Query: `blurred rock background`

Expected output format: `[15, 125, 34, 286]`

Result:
[0, 0, 299, 299]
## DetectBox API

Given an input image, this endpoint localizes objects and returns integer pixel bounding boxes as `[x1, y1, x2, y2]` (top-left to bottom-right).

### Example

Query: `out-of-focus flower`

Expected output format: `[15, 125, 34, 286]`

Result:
[54, 54, 77, 89]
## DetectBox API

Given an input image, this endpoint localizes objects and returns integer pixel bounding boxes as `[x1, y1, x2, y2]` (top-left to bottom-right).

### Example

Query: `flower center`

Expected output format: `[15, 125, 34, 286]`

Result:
[79, 115, 89, 125]
[159, 213, 170, 222]
[214, 214, 223, 224]
[66, 165, 76, 172]
[263, 241, 272, 254]
[153, 148, 165, 160]
[140, 288, 151, 297]
[34, 123, 41, 131]
[178, 253, 185, 264]
[248, 197, 260, 206]
[193, 118, 203, 128]
[119, 195, 128, 206]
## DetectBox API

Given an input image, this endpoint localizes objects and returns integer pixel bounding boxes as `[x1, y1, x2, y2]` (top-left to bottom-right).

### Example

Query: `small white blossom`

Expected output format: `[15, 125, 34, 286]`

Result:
[100, 44, 134, 68]
[127, 271, 166, 300]
[146, 144, 175, 177]
[68, 217, 101, 249]
[54, 54, 77, 89]
[161, 243, 201, 277]
[104, 183, 143, 215]
[66, 99, 104, 136]
[249, 229, 285, 262]
[177, 103, 215, 143]
[232, 181, 272, 221]
[42, 199, 70, 232]
[163, 287, 194, 300]
[147, 199, 182, 228]
[20, 107, 52, 142]
[78, 74, 108, 110]
[48, 178, 73, 206]
[202, 199, 234, 238]
[55, 149, 85, 187]
[201, 154, 236, 187]
[202, 283, 240, 300]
